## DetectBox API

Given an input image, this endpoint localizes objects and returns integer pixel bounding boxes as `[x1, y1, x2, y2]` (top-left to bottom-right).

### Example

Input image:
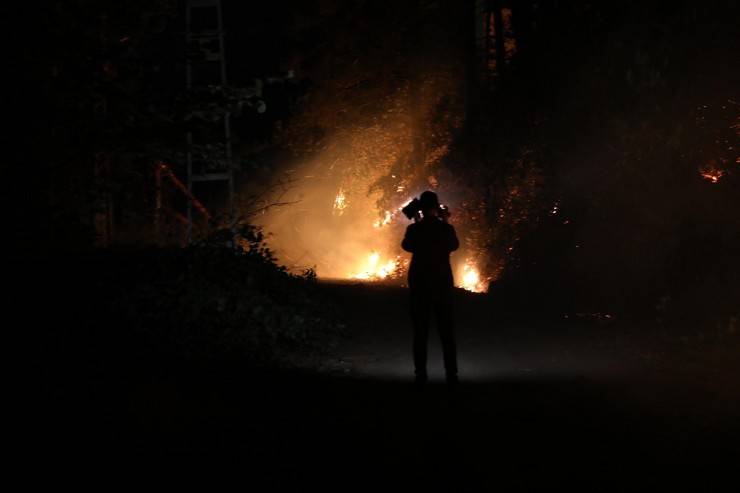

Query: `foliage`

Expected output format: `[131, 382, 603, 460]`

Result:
[100, 225, 344, 366]
[16, 1, 291, 250]
[274, 0, 467, 211]
[451, 1, 739, 326]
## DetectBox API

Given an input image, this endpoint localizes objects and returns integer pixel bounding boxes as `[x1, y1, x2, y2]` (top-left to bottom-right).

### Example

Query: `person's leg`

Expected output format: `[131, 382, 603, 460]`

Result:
[410, 289, 430, 382]
[435, 288, 458, 381]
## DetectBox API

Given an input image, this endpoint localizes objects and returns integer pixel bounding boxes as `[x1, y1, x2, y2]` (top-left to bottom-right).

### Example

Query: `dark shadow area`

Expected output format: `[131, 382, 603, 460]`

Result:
[31, 365, 740, 489]
[19, 255, 740, 489]
[9, 2, 739, 489]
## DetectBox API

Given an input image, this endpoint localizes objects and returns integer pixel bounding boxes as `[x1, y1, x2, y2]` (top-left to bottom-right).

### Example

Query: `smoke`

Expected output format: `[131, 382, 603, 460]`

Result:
[235, 0, 481, 285]
[247, 134, 410, 279]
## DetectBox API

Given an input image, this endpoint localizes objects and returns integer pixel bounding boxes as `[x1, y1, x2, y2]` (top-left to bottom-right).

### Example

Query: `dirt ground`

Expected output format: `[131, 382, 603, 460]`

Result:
[26, 281, 740, 490]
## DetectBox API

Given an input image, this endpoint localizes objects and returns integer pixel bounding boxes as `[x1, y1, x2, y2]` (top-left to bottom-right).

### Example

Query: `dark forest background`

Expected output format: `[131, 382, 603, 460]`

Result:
[6, 0, 739, 344]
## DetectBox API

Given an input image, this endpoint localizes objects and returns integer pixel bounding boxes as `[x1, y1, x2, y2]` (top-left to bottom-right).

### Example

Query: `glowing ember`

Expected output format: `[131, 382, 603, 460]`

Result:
[699, 162, 725, 183]
[333, 189, 347, 214]
[373, 210, 393, 228]
[459, 260, 486, 293]
[371, 197, 416, 229]
[352, 251, 399, 280]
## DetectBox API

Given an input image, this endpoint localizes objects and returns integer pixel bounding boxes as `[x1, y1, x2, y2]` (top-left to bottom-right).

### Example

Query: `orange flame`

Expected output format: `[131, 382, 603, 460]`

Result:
[699, 163, 725, 183]
[459, 259, 487, 293]
[352, 251, 399, 280]
[333, 189, 348, 214]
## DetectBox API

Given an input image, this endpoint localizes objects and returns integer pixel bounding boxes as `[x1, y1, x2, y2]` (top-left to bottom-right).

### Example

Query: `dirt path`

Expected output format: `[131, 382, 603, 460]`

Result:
[303, 282, 739, 488]
[32, 281, 740, 489]
[319, 282, 631, 381]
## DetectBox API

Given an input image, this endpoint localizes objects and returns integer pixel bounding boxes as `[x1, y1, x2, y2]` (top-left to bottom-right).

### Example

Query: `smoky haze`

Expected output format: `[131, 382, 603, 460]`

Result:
[249, 156, 407, 279]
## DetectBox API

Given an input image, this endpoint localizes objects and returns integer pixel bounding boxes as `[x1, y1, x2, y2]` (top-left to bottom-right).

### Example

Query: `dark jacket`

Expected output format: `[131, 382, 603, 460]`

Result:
[401, 217, 459, 289]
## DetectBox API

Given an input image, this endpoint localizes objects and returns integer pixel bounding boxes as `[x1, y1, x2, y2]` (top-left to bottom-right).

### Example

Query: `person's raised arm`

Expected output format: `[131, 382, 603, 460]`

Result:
[447, 224, 460, 252]
[401, 225, 416, 253]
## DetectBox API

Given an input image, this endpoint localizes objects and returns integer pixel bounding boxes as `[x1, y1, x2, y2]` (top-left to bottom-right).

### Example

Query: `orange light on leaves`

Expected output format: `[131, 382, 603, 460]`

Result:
[699, 163, 725, 183]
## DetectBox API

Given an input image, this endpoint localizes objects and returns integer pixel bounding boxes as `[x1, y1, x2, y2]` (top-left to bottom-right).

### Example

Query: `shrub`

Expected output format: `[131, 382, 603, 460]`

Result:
[99, 224, 344, 367]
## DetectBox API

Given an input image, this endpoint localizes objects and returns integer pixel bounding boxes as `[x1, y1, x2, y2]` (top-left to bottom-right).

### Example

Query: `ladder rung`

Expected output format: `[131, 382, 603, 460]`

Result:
[188, 0, 220, 7]
[191, 172, 231, 182]
[187, 31, 223, 38]
[188, 54, 223, 62]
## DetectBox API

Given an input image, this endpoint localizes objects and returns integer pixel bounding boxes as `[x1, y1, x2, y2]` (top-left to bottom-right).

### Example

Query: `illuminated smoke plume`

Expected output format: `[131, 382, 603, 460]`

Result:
[245, 78, 491, 291]
[238, 3, 500, 291]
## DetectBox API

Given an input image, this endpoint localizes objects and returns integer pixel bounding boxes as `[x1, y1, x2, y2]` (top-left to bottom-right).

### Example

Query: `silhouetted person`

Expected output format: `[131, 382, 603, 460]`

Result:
[401, 191, 459, 386]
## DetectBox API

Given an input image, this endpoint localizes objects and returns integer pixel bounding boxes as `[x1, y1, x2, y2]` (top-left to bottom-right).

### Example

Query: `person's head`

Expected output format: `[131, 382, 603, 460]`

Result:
[419, 191, 439, 217]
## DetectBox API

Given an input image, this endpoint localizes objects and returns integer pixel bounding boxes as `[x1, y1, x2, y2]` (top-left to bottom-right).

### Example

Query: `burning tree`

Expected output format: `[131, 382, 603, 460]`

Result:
[246, 1, 489, 287]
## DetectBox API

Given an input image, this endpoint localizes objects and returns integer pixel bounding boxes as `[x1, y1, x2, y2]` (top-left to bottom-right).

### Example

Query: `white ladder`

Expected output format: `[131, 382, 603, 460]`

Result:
[185, 0, 234, 242]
